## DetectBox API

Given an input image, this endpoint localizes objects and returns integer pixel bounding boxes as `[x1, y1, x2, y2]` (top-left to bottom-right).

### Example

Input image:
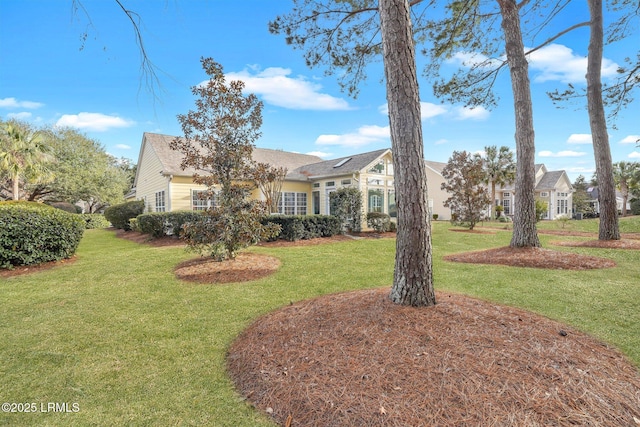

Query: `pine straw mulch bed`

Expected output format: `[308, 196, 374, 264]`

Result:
[174, 252, 281, 284]
[227, 288, 640, 427]
[443, 246, 617, 270]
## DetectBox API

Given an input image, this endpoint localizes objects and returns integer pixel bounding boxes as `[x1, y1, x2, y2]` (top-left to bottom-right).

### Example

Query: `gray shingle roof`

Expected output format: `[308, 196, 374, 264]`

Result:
[536, 170, 566, 191]
[290, 149, 391, 179]
[142, 132, 323, 180]
[425, 160, 446, 175]
[496, 165, 570, 192]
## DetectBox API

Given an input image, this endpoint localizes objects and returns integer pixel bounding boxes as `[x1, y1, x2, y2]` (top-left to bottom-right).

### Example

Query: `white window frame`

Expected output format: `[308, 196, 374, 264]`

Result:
[191, 189, 217, 211]
[278, 192, 308, 215]
[368, 188, 384, 213]
[155, 190, 166, 212]
[502, 199, 511, 216]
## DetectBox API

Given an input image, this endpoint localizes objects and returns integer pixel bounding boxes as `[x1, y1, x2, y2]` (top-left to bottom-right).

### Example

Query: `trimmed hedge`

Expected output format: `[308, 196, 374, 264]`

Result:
[0, 201, 85, 269]
[263, 215, 342, 241]
[366, 212, 391, 232]
[136, 211, 203, 238]
[80, 214, 111, 229]
[104, 200, 145, 230]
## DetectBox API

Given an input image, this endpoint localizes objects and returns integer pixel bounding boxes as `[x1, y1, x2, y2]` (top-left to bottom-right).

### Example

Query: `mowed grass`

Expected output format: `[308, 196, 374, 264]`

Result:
[1, 218, 638, 426]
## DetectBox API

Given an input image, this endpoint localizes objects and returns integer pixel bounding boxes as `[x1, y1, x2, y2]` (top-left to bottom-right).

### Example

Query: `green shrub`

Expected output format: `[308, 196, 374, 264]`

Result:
[535, 199, 548, 222]
[366, 212, 391, 232]
[630, 198, 640, 216]
[432, 214, 439, 221]
[329, 187, 363, 232]
[0, 201, 85, 269]
[263, 215, 342, 241]
[104, 200, 145, 230]
[182, 206, 280, 261]
[80, 213, 111, 229]
[166, 211, 204, 237]
[136, 212, 166, 238]
[129, 217, 140, 232]
[136, 211, 204, 238]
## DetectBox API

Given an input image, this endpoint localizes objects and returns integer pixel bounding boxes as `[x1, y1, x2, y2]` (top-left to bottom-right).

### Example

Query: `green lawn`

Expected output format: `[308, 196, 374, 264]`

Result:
[1, 219, 638, 426]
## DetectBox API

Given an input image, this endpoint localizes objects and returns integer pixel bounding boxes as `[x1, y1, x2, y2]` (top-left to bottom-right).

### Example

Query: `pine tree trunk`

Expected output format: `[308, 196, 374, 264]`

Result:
[497, 0, 540, 248]
[379, 0, 435, 307]
[587, 0, 620, 240]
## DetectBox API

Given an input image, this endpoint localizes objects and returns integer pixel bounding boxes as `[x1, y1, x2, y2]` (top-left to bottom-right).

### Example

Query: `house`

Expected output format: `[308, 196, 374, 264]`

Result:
[131, 132, 454, 223]
[424, 160, 452, 220]
[496, 164, 573, 219]
[586, 187, 631, 216]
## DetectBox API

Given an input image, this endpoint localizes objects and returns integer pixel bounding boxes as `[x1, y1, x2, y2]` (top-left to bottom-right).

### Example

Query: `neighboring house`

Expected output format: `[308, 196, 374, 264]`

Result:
[585, 187, 631, 215]
[132, 133, 456, 223]
[424, 160, 453, 220]
[496, 164, 573, 219]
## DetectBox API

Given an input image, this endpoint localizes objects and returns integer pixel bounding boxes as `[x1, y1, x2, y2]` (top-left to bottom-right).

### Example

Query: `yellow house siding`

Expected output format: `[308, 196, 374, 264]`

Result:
[135, 139, 170, 212]
[166, 177, 313, 212]
[169, 179, 207, 211]
[281, 181, 312, 193]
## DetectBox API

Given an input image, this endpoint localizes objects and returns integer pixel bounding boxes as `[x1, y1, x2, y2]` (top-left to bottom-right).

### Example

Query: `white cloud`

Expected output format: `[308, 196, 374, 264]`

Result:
[628, 152, 640, 159]
[527, 44, 618, 84]
[223, 67, 350, 111]
[55, 113, 135, 132]
[379, 102, 448, 120]
[620, 135, 640, 144]
[0, 97, 44, 109]
[421, 102, 448, 119]
[446, 51, 502, 69]
[567, 166, 595, 173]
[306, 151, 333, 158]
[316, 124, 390, 148]
[538, 150, 587, 158]
[567, 134, 593, 145]
[453, 105, 490, 121]
[7, 112, 32, 120]
[380, 102, 483, 121]
[434, 139, 448, 145]
[115, 144, 132, 150]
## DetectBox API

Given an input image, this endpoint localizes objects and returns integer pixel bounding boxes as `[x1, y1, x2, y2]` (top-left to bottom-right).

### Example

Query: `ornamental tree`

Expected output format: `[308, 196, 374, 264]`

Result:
[170, 57, 279, 261]
[441, 151, 491, 230]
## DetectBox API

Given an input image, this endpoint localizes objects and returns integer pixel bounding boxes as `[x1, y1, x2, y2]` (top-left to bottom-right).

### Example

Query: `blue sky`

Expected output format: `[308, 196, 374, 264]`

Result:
[1, 1, 638, 182]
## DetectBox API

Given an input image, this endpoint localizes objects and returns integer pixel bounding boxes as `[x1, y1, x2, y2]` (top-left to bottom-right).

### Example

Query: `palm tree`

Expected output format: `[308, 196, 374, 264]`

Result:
[0, 120, 52, 200]
[612, 161, 639, 217]
[481, 145, 516, 218]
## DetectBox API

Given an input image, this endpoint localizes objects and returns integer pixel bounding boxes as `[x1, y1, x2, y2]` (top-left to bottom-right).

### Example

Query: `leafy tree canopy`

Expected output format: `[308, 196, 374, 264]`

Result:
[171, 57, 279, 260]
[441, 150, 491, 230]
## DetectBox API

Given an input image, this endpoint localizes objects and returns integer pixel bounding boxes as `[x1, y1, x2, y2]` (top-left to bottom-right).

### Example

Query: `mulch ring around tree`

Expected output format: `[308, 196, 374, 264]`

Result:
[444, 246, 617, 270]
[552, 239, 640, 250]
[174, 252, 281, 284]
[227, 288, 640, 427]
